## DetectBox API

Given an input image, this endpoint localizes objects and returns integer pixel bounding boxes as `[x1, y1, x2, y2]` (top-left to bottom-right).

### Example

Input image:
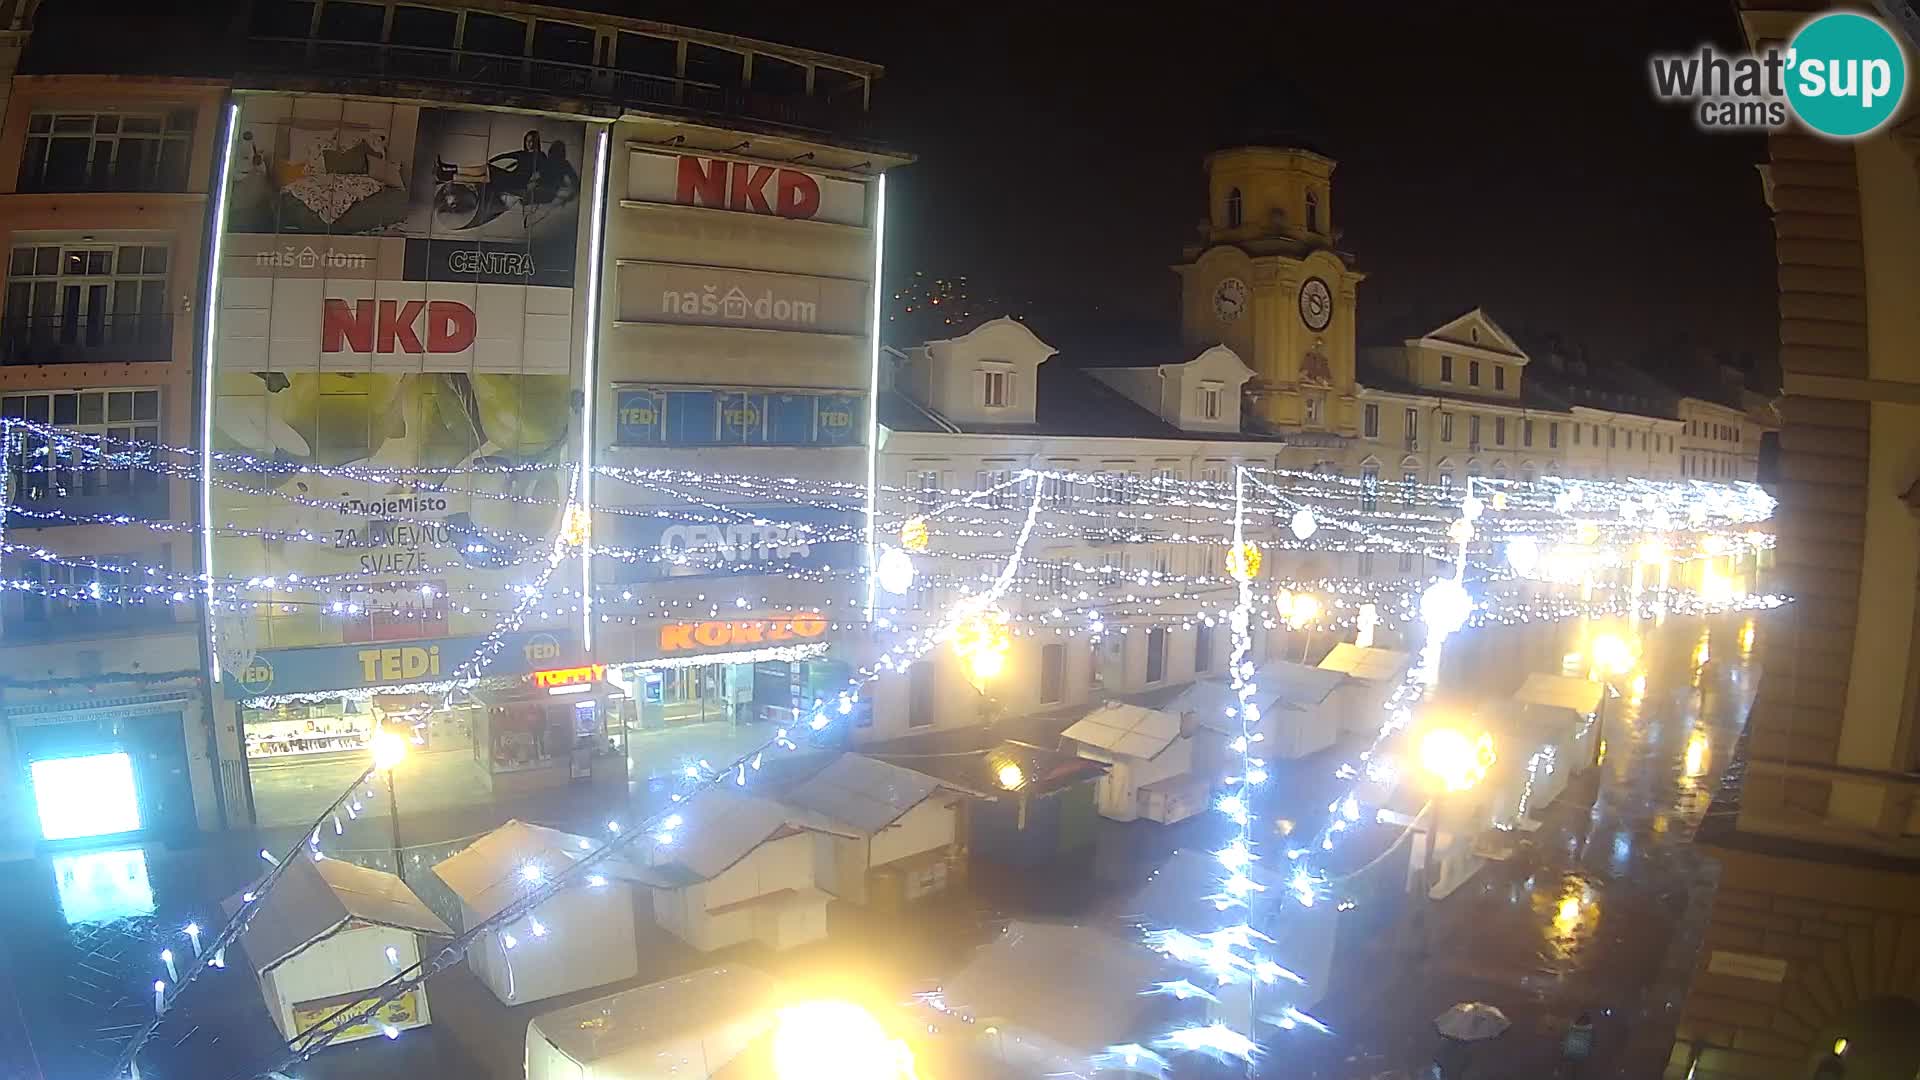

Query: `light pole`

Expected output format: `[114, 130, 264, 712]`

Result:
[1587, 633, 1636, 770]
[371, 728, 409, 880]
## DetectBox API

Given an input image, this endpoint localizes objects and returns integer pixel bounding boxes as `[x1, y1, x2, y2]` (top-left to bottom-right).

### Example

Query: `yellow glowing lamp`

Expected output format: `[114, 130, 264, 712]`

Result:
[1591, 633, 1636, 677]
[1638, 540, 1669, 564]
[1418, 727, 1495, 792]
[1447, 518, 1475, 545]
[1491, 492, 1508, 511]
[899, 516, 930, 553]
[559, 503, 591, 548]
[1284, 592, 1321, 630]
[1226, 542, 1262, 581]
[1576, 522, 1601, 545]
[1702, 534, 1727, 556]
[773, 1000, 918, 1080]
[371, 728, 409, 772]
[996, 762, 1026, 791]
[951, 606, 1012, 685]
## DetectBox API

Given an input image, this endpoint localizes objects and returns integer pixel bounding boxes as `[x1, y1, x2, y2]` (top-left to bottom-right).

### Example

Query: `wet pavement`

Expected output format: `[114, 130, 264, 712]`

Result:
[0, 612, 1764, 1080]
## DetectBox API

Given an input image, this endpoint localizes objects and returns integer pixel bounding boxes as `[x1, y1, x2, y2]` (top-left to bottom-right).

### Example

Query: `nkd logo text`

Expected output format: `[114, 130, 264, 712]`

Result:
[1650, 11, 1907, 137]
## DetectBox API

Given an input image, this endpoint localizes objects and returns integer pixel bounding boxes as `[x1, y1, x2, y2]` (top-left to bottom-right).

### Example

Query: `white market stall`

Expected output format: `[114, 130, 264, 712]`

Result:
[1512, 673, 1604, 771]
[1172, 660, 1349, 760]
[526, 964, 785, 1080]
[636, 790, 839, 953]
[1058, 703, 1206, 823]
[777, 754, 960, 909]
[920, 920, 1175, 1077]
[1377, 783, 1498, 901]
[1483, 698, 1596, 831]
[431, 819, 649, 1006]
[1318, 643, 1413, 736]
[227, 852, 449, 1044]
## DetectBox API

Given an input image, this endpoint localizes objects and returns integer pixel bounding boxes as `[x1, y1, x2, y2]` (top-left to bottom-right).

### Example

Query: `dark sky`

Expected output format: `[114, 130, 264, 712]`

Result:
[679, 0, 1779, 383]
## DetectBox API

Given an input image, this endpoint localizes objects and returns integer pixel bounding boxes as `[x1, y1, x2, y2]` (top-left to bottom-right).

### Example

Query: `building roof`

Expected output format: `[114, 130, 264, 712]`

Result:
[931, 920, 1171, 1054]
[431, 820, 648, 920]
[229, 854, 449, 976]
[1059, 702, 1184, 761]
[528, 964, 784, 1065]
[777, 753, 949, 835]
[1356, 358, 1573, 414]
[634, 791, 815, 887]
[1317, 643, 1413, 683]
[1511, 673, 1604, 715]
[868, 737, 1107, 800]
[1173, 662, 1347, 732]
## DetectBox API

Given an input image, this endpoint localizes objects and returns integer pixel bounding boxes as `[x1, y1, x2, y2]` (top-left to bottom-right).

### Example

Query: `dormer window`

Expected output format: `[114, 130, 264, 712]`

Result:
[1199, 381, 1223, 421]
[1225, 187, 1243, 229]
[1305, 189, 1320, 233]
[981, 366, 1012, 408]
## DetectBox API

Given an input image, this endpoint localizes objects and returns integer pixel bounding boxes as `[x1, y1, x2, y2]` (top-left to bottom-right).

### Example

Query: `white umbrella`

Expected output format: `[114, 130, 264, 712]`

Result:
[1434, 1002, 1510, 1041]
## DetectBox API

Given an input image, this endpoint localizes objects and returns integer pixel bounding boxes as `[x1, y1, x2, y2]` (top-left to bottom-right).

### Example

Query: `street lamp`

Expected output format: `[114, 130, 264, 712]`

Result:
[371, 728, 409, 880]
[1587, 633, 1637, 769]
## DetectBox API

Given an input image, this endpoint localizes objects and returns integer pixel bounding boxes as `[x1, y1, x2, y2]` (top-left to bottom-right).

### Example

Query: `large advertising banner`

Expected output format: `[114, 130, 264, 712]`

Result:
[214, 96, 589, 655]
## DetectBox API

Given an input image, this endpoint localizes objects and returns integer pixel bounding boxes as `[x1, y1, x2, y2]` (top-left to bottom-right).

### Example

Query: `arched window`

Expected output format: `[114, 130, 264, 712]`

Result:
[1225, 187, 1243, 229]
[1305, 189, 1320, 233]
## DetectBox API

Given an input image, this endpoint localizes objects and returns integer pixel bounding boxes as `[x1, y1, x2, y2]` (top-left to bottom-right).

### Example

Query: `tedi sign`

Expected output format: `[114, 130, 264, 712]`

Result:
[323, 299, 477, 354]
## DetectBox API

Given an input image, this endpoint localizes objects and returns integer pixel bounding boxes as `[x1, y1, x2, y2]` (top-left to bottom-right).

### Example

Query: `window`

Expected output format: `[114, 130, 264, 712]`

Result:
[1495, 417, 1506, 446]
[977, 468, 1014, 509]
[1151, 464, 1182, 484]
[1573, 424, 1581, 446]
[1040, 643, 1065, 705]
[1402, 469, 1419, 492]
[1305, 189, 1320, 233]
[1399, 549, 1416, 573]
[1522, 463, 1536, 483]
[1225, 187, 1243, 229]
[7, 243, 172, 346]
[1440, 355, 1454, 383]
[1441, 413, 1455, 443]
[1043, 466, 1075, 510]
[3, 388, 162, 504]
[908, 661, 936, 728]
[1522, 419, 1533, 448]
[1438, 468, 1454, 492]
[981, 368, 1011, 408]
[1363, 403, 1380, 438]
[1201, 462, 1226, 485]
[1304, 392, 1325, 427]
[1470, 326, 1480, 343]
[20, 110, 194, 192]
[1194, 625, 1215, 673]
[1361, 463, 1380, 511]
[1549, 422, 1559, 449]
[1608, 428, 1617, 449]
[1469, 360, 1482, 387]
[1591, 424, 1599, 445]
[1146, 627, 1168, 684]
[1469, 415, 1482, 447]
[912, 468, 942, 506]
[1405, 408, 1419, 446]
[1199, 382, 1223, 421]
[1494, 365, 1507, 391]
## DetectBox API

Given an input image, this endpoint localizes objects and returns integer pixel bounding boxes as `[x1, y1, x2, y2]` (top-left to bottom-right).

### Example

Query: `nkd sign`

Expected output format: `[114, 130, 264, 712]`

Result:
[626, 151, 869, 227]
[323, 299, 475, 354]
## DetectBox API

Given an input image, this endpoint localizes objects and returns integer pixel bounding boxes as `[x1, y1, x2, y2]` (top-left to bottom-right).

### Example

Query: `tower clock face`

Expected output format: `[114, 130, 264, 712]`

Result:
[1299, 277, 1333, 331]
[1212, 277, 1249, 322]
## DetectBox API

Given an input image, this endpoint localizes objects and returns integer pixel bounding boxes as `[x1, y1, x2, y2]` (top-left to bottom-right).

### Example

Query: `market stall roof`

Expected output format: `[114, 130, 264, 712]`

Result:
[930, 920, 1171, 1055]
[432, 819, 649, 920]
[634, 790, 821, 888]
[1174, 661, 1348, 732]
[528, 964, 784, 1066]
[226, 853, 449, 977]
[1512, 673, 1604, 715]
[778, 753, 951, 835]
[1318, 643, 1413, 683]
[1059, 702, 1183, 761]
[871, 739, 1107, 801]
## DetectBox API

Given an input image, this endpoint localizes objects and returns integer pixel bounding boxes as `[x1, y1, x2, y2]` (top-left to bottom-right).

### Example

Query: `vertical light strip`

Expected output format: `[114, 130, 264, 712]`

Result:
[863, 172, 886, 621]
[201, 101, 241, 680]
[578, 125, 611, 654]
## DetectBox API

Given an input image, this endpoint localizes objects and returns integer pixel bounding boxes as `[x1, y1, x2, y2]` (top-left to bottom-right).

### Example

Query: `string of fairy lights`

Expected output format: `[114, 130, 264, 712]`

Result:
[0, 417, 1785, 1077]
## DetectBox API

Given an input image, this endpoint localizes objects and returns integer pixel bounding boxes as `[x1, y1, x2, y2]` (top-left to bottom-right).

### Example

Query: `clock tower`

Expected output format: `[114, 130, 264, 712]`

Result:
[1173, 146, 1363, 437]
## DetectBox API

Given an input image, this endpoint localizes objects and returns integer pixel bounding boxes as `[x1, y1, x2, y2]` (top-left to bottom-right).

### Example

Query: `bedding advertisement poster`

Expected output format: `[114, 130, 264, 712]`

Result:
[214, 95, 590, 656]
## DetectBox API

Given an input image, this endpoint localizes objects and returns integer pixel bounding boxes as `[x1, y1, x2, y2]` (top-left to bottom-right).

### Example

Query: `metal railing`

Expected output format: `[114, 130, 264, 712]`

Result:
[0, 313, 174, 366]
[247, 37, 871, 137]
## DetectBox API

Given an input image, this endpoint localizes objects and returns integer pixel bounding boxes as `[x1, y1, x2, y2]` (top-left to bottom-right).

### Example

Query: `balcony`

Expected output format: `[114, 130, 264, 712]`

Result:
[244, 36, 873, 140]
[0, 600, 181, 644]
[1, 314, 174, 366]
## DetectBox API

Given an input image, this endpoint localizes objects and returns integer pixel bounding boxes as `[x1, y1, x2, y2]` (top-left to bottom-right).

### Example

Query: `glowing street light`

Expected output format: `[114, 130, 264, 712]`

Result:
[951, 606, 1011, 686]
[1417, 727, 1495, 793]
[370, 728, 410, 881]
[772, 1000, 917, 1080]
[1589, 634, 1636, 678]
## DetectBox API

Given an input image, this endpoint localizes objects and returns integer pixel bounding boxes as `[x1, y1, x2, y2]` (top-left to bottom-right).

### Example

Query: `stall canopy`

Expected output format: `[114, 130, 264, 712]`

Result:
[1318, 643, 1412, 683]
[870, 738, 1106, 801]
[1059, 703, 1183, 762]
[1512, 673, 1604, 716]
[432, 820, 647, 920]
[228, 853, 449, 976]
[1172, 661, 1347, 733]
[635, 790, 830, 887]
[526, 964, 785, 1076]
[778, 754, 950, 836]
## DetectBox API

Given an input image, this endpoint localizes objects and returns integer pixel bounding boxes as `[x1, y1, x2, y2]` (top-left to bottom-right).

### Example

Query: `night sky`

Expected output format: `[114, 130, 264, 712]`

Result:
[677, 0, 1779, 384]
